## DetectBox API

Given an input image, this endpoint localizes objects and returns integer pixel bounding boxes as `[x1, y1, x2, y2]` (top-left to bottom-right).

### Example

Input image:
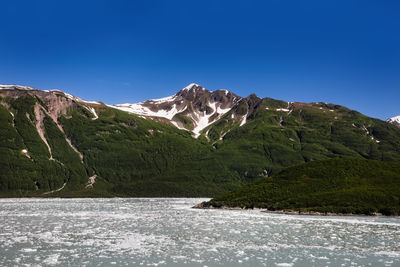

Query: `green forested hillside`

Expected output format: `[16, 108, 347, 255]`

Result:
[0, 93, 243, 197]
[200, 158, 400, 215]
[208, 98, 400, 177]
[1, 89, 400, 198]
[59, 106, 242, 197]
[0, 95, 87, 196]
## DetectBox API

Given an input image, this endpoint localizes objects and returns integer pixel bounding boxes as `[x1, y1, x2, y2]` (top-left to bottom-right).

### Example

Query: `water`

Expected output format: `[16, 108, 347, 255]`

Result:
[0, 198, 399, 266]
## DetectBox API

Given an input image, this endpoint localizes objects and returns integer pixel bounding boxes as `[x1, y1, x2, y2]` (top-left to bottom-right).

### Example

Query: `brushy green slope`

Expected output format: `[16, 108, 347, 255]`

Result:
[1, 90, 400, 198]
[209, 99, 400, 178]
[200, 158, 400, 215]
[59, 106, 242, 197]
[0, 95, 88, 196]
[0, 94, 243, 197]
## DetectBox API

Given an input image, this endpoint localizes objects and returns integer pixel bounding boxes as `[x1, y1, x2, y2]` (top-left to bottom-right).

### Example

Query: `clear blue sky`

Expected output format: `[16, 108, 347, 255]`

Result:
[1, 0, 399, 120]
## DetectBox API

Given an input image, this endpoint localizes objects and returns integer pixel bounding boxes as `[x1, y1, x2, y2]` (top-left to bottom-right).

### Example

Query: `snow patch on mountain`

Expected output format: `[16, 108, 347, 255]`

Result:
[192, 112, 215, 137]
[85, 107, 98, 120]
[79, 99, 102, 105]
[0, 84, 36, 90]
[112, 102, 185, 120]
[148, 95, 177, 104]
[240, 115, 247, 126]
[276, 108, 290, 112]
[61, 91, 101, 105]
[110, 83, 236, 137]
[218, 89, 229, 95]
[170, 121, 188, 130]
[182, 83, 201, 91]
[387, 115, 400, 126]
[191, 102, 232, 137]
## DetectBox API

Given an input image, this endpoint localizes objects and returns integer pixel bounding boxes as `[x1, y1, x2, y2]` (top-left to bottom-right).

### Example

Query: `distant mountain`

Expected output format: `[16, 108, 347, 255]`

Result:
[387, 115, 400, 127]
[1, 83, 400, 197]
[112, 83, 242, 137]
[113, 84, 400, 144]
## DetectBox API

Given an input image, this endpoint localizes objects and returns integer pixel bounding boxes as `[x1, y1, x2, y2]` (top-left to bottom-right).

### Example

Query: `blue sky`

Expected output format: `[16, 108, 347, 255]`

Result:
[1, 0, 399, 120]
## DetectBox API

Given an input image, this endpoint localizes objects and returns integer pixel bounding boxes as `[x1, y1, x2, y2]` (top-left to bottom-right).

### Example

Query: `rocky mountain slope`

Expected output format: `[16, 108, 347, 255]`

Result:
[388, 115, 400, 127]
[112, 83, 242, 137]
[1, 83, 400, 197]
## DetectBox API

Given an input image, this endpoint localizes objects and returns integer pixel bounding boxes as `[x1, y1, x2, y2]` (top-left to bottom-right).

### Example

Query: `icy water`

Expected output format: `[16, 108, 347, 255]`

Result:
[0, 199, 399, 266]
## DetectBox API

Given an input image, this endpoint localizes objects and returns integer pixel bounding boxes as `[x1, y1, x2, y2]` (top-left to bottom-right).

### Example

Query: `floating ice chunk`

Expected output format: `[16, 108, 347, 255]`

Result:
[43, 254, 60, 265]
[275, 263, 294, 267]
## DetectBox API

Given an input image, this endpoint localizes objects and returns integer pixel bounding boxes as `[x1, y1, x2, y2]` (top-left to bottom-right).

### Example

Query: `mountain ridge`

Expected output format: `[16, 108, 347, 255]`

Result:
[1, 83, 400, 197]
[3, 82, 398, 132]
[111, 83, 243, 137]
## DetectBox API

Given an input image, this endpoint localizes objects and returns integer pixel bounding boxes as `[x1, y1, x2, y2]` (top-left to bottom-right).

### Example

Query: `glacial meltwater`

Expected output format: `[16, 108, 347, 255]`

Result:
[0, 198, 399, 266]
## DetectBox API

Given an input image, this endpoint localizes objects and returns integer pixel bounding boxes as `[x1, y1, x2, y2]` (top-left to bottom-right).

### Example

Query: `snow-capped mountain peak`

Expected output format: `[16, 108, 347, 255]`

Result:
[111, 83, 242, 137]
[182, 83, 201, 91]
[387, 115, 400, 127]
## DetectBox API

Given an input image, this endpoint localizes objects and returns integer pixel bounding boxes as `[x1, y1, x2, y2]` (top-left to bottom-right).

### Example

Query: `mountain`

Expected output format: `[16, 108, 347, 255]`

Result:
[196, 158, 400, 216]
[0, 84, 239, 197]
[112, 83, 242, 137]
[388, 115, 400, 127]
[1, 83, 400, 197]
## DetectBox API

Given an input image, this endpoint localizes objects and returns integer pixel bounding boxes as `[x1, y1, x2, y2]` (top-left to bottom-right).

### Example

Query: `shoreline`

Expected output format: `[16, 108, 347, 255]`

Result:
[192, 203, 399, 217]
[0, 196, 212, 200]
[0, 197, 398, 217]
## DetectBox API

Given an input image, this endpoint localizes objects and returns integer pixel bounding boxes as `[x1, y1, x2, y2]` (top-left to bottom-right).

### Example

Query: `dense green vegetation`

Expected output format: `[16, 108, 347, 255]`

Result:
[206, 98, 400, 178]
[1, 90, 400, 201]
[0, 96, 86, 196]
[0, 94, 243, 197]
[60, 106, 242, 196]
[201, 158, 400, 215]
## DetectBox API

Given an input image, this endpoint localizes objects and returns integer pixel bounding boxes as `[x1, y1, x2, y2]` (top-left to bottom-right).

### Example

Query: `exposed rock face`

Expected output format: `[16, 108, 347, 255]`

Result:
[0, 85, 101, 122]
[0, 86, 77, 119]
[112, 83, 247, 137]
[2, 83, 400, 198]
[33, 103, 54, 160]
[0, 85, 99, 162]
